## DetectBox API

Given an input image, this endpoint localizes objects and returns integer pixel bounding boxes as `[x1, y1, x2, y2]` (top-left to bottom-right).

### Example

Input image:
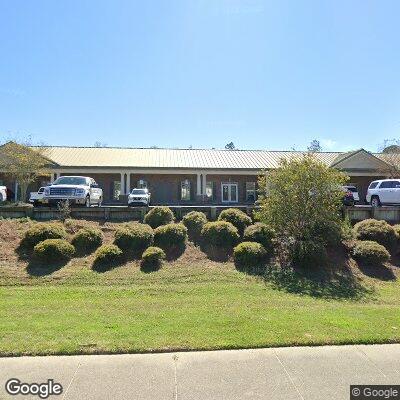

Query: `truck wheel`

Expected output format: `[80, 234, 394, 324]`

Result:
[85, 196, 91, 207]
[371, 196, 381, 207]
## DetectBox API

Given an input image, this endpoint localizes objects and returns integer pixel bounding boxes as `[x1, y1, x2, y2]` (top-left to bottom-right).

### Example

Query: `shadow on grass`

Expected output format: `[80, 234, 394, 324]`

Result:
[357, 263, 396, 281]
[26, 259, 70, 277]
[92, 258, 125, 273]
[264, 265, 373, 300]
[200, 244, 232, 262]
[140, 260, 162, 273]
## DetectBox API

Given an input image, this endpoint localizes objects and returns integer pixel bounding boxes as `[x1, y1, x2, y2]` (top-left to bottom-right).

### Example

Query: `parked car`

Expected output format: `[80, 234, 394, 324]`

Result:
[128, 188, 151, 207]
[0, 186, 7, 202]
[342, 187, 355, 206]
[366, 179, 400, 207]
[29, 187, 46, 206]
[43, 176, 103, 207]
[343, 185, 360, 203]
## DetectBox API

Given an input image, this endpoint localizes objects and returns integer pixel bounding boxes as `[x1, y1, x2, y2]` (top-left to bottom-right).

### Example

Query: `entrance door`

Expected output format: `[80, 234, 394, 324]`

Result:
[221, 183, 238, 203]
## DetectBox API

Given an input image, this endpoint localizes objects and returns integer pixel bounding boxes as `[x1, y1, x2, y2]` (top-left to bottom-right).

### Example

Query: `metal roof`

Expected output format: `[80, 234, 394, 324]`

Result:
[38, 146, 343, 170]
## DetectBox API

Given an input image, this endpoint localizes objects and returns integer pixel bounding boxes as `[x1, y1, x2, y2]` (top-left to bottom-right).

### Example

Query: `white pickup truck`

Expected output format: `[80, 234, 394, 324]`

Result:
[0, 186, 7, 202]
[43, 176, 103, 207]
[29, 187, 46, 206]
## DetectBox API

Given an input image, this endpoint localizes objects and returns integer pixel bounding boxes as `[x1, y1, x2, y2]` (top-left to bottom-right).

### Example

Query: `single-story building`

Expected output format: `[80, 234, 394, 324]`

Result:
[0, 144, 395, 204]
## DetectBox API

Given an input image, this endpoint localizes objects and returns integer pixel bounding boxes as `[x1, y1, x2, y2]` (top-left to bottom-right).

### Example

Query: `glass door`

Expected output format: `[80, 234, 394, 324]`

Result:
[221, 183, 238, 203]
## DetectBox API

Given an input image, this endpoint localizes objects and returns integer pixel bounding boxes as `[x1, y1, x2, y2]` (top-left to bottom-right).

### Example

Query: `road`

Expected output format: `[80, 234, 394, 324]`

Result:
[1, 344, 400, 399]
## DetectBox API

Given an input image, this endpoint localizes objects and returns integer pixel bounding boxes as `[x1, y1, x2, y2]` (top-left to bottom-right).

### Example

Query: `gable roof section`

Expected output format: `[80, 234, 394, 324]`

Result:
[331, 148, 390, 171]
[36, 146, 341, 170]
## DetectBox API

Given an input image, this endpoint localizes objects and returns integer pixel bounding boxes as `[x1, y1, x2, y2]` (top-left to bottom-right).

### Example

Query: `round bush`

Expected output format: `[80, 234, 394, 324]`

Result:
[93, 244, 123, 268]
[141, 246, 166, 271]
[243, 223, 275, 253]
[154, 223, 187, 259]
[182, 211, 207, 243]
[353, 219, 398, 251]
[21, 223, 67, 249]
[144, 206, 174, 229]
[218, 208, 252, 236]
[33, 239, 75, 262]
[233, 242, 268, 270]
[71, 227, 103, 254]
[201, 221, 239, 248]
[352, 240, 390, 265]
[114, 224, 154, 256]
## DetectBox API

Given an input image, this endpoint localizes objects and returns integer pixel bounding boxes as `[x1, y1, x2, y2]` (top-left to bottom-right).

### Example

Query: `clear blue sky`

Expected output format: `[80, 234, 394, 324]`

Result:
[1, 0, 399, 152]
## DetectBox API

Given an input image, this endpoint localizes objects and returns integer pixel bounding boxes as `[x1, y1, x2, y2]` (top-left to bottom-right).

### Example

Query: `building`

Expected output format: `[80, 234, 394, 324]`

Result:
[0, 144, 394, 204]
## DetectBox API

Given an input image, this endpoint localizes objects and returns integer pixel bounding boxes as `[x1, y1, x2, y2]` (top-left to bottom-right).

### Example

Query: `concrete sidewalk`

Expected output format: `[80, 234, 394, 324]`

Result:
[1, 344, 400, 399]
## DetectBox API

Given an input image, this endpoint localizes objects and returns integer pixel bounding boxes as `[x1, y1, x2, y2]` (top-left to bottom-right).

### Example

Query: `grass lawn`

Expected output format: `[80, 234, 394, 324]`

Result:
[1, 218, 400, 356]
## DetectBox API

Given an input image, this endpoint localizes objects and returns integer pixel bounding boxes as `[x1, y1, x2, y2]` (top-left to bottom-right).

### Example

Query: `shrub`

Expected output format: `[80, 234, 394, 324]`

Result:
[21, 223, 67, 249]
[353, 219, 398, 251]
[33, 239, 75, 262]
[154, 223, 187, 259]
[352, 240, 390, 265]
[200, 221, 239, 260]
[218, 208, 252, 236]
[233, 242, 268, 271]
[291, 240, 328, 269]
[141, 246, 166, 271]
[71, 227, 103, 254]
[93, 244, 123, 270]
[144, 206, 174, 228]
[243, 223, 275, 253]
[114, 224, 154, 257]
[182, 211, 207, 243]
[393, 224, 400, 239]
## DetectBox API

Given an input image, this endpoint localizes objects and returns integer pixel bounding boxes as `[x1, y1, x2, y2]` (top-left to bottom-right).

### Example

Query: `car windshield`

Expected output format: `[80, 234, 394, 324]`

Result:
[53, 177, 88, 186]
[131, 189, 147, 194]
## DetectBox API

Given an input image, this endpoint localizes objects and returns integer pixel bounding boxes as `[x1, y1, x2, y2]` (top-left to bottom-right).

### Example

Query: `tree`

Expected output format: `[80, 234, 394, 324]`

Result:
[378, 139, 400, 177]
[225, 142, 235, 150]
[256, 155, 348, 268]
[0, 141, 51, 202]
[307, 139, 322, 152]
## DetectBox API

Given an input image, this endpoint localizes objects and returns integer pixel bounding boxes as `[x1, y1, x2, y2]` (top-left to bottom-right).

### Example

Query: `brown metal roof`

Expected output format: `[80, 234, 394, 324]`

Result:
[38, 146, 342, 170]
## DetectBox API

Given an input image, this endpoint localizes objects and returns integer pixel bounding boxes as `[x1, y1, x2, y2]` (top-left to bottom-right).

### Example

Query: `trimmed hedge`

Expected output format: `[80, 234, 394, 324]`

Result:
[114, 224, 154, 256]
[233, 242, 268, 270]
[21, 223, 67, 249]
[218, 208, 252, 236]
[33, 239, 75, 262]
[201, 221, 239, 248]
[141, 246, 166, 271]
[154, 223, 187, 259]
[71, 227, 103, 254]
[352, 240, 390, 265]
[182, 211, 207, 243]
[353, 219, 398, 251]
[243, 223, 275, 253]
[93, 244, 123, 269]
[144, 206, 174, 229]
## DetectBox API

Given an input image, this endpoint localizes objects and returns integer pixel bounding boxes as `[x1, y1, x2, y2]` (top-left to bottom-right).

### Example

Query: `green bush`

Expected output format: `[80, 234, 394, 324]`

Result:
[141, 246, 166, 271]
[393, 224, 400, 239]
[233, 242, 268, 271]
[353, 219, 398, 251]
[352, 240, 390, 265]
[243, 223, 275, 252]
[144, 206, 174, 228]
[200, 221, 239, 260]
[154, 223, 187, 259]
[33, 239, 75, 262]
[93, 244, 123, 270]
[218, 208, 252, 236]
[291, 240, 328, 269]
[182, 211, 207, 243]
[71, 227, 103, 254]
[114, 224, 154, 257]
[21, 223, 67, 249]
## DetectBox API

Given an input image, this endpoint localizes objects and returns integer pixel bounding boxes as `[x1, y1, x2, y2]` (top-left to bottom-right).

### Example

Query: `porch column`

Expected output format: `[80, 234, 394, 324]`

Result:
[126, 172, 131, 194]
[14, 181, 18, 202]
[120, 172, 124, 196]
[196, 173, 202, 196]
[202, 173, 207, 195]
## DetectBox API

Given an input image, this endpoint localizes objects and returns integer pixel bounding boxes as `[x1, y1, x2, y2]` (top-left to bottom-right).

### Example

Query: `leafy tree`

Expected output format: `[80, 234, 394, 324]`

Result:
[307, 139, 322, 152]
[0, 141, 50, 202]
[225, 142, 235, 150]
[256, 155, 348, 268]
[378, 139, 400, 177]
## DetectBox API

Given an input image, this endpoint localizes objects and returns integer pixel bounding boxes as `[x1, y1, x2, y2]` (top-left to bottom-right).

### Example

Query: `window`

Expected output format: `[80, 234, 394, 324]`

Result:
[369, 181, 379, 189]
[221, 183, 238, 203]
[205, 182, 213, 199]
[113, 181, 121, 200]
[380, 181, 394, 189]
[246, 182, 256, 202]
[181, 180, 191, 201]
[137, 179, 147, 189]
[53, 177, 88, 186]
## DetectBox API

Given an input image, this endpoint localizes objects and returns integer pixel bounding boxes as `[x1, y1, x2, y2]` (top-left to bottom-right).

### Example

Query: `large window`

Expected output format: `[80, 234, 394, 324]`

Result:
[246, 182, 256, 202]
[113, 181, 121, 200]
[181, 180, 191, 201]
[137, 179, 147, 189]
[221, 183, 238, 203]
[205, 182, 213, 199]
